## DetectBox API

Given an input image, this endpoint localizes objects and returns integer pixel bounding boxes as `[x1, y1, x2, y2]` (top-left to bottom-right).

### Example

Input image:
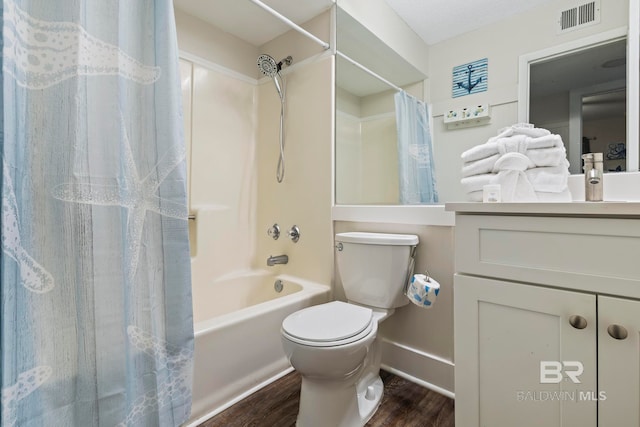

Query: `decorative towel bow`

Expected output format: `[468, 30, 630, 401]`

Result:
[493, 153, 537, 202]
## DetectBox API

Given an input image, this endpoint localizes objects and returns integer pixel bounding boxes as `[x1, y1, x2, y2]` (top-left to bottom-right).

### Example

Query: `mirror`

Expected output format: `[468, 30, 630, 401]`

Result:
[336, 1, 638, 206]
[526, 36, 630, 174]
[335, 6, 427, 205]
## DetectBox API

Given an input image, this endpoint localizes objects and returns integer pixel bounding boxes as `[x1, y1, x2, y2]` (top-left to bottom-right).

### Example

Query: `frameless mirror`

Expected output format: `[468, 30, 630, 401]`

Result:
[527, 37, 629, 174]
[337, 2, 638, 206]
[335, 6, 427, 205]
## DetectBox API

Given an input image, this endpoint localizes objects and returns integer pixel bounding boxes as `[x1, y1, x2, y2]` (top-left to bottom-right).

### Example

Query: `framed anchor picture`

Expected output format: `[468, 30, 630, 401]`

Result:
[452, 58, 488, 98]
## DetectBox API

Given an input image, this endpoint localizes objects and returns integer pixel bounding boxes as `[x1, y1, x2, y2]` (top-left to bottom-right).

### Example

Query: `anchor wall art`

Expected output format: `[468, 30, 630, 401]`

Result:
[452, 58, 488, 98]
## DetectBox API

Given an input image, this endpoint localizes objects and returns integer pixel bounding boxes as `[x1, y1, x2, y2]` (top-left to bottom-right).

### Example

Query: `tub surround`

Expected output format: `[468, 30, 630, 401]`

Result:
[176, 9, 335, 426]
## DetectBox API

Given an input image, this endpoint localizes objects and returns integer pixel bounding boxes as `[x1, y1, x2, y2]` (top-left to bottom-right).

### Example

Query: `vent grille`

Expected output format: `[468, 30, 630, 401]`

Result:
[558, 1, 600, 33]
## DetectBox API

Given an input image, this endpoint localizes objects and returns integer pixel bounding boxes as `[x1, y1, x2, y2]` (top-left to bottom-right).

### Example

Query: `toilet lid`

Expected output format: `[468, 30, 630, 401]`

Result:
[282, 301, 373, 344]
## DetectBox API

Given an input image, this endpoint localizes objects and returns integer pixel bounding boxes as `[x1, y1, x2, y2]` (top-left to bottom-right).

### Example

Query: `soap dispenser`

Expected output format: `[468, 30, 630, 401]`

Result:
[581, 153, 603, 202]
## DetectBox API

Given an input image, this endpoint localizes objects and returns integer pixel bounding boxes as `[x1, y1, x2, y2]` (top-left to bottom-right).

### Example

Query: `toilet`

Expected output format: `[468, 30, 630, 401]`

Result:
[280, 232, 419, 427]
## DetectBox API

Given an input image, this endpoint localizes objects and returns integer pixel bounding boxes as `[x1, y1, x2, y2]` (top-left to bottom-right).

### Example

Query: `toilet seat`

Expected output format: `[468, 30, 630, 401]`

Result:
[282, 301, 374, 347]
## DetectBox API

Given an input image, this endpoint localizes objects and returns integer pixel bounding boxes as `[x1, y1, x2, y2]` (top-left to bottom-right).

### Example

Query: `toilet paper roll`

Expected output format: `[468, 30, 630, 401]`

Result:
[406, 274, 440, 308]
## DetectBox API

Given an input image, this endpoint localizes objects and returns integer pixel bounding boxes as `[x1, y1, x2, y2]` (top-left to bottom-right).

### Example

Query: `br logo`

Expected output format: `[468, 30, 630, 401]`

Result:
[540, 361, 584, 384]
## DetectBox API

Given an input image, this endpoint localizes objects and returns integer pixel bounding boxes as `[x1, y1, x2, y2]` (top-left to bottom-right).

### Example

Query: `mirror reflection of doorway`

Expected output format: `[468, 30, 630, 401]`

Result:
[582, 88, 626, 172]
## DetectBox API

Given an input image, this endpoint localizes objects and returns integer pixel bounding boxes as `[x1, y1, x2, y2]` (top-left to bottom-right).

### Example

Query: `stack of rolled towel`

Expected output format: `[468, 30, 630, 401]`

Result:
[461, 123, 572, 202]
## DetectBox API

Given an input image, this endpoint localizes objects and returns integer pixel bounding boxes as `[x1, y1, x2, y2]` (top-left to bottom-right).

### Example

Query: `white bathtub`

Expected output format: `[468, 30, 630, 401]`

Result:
[185, 271, 330, 426]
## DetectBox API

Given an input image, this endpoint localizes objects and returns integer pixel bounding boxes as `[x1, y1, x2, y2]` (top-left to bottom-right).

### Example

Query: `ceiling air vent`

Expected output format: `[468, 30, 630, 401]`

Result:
[557, 0, 601, 33]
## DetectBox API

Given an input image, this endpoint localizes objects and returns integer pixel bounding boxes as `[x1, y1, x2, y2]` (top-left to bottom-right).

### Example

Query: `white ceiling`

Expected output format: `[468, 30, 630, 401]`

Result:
[383, 0, 557, 45]
[173, 0, 560, 48]
[172, 0, 333, 47]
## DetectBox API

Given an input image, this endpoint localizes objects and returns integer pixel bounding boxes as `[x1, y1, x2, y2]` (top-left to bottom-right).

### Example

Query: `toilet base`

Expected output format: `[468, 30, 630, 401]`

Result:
[296, 374, 383, 427]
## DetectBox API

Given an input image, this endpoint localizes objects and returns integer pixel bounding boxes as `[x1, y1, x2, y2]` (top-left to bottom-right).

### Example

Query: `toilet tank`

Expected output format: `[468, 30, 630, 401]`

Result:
[335, 232, 419, 309]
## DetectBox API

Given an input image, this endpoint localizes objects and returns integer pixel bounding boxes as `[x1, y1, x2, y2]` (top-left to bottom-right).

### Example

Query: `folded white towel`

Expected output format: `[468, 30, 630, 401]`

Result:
[461, 124, 569, 202]
[488, 123, 551, 142]
[496, 134, 528, 155]
[462, 153, 501, 177]
[462, 145, 566, 176]
[527, 134, 563, 150]
[461, 141, 499, 163]
[461, 130, 555, 163]
[494, 152, 531, 172]
[461, 174, 495, 193]
[524, 162, 570, 193]
[526, 146, 567, 167]
[462, 164, 570, 195]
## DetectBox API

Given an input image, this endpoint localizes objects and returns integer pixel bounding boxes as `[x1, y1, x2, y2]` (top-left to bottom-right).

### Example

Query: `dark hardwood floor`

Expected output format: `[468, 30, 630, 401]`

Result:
[198, 370, 454, 427]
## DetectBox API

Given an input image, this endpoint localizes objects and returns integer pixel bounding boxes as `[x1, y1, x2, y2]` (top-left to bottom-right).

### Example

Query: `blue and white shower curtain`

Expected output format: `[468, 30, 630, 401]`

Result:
[1, 1, 194, 426]
[394, 91, 438, 204]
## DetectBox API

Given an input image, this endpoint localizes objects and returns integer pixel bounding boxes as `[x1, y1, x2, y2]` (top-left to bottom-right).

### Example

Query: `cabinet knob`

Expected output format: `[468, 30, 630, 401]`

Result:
[607, 324, 628, 340]
[569, 315, 588, 330]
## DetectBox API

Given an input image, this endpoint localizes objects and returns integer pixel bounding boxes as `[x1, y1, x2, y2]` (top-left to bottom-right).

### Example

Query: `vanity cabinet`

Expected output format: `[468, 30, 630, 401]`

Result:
[448, 204, 640, 427]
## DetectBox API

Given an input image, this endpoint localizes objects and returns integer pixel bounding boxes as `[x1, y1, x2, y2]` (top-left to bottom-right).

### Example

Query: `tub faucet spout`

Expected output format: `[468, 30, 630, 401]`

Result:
[267, 254, 288, 266]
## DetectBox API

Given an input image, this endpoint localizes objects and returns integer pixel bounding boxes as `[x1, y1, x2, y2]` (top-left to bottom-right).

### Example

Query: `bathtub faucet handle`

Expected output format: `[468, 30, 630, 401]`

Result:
[287, 225, 300, 243]
[267, 223, 280, 240]
[267, 254, 288, 266]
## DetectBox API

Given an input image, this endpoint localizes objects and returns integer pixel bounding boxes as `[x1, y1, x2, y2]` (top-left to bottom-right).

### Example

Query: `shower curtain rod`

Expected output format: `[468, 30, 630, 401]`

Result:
[337, 51, 403, 93]
[248, 0, 330, 50]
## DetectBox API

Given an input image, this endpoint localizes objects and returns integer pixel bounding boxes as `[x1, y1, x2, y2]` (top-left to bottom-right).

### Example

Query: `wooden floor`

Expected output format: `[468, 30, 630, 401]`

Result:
[198, 370, 454, 427]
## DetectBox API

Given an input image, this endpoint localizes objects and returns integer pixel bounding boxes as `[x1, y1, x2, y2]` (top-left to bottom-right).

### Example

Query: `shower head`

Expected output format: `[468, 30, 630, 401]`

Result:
[257, 54, 293, 77]
[257, 54, 292, 101]
[257, 54, 279, 77]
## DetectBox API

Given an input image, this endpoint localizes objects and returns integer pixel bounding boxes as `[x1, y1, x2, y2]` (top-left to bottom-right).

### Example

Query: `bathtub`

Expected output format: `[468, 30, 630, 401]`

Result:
[185, 271, 330, 426]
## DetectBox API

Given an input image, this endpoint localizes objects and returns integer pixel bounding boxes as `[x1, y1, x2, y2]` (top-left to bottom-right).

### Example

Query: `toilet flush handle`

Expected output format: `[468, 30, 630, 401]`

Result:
[335, 242, 343, 251]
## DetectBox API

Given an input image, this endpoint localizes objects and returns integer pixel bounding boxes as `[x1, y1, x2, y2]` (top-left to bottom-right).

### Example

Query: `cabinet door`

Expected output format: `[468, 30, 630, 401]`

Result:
[598, 296, 640, 426]
[455, 274, 597, 427]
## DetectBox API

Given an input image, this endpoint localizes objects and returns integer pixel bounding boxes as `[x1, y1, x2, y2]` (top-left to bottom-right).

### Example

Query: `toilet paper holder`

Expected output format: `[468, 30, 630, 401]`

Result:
[402, 246, 435, 296]
[402, 246, 418, 295]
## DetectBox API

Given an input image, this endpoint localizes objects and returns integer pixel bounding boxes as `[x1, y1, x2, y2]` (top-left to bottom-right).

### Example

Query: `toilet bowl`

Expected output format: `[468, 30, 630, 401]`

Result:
[280, 232, 419, 427]
[281, 301, 385, 427]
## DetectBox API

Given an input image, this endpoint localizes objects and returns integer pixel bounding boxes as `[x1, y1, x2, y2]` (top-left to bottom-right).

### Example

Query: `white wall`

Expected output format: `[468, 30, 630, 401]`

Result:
[430, 0, 629, 202]
[175, 9, 258, 78]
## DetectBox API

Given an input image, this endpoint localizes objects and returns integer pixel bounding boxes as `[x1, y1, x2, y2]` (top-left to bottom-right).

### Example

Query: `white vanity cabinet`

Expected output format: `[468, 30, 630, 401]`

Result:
[447, 203, 640, 427]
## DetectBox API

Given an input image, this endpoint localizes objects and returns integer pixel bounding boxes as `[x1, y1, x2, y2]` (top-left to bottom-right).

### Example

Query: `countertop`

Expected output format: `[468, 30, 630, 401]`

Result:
[445, 202, 640, 218]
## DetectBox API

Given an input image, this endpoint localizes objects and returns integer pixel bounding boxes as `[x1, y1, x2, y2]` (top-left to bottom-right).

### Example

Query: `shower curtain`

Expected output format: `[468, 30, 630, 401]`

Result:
[394, 91, 439, 204]
[1, 1, 194, 426]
